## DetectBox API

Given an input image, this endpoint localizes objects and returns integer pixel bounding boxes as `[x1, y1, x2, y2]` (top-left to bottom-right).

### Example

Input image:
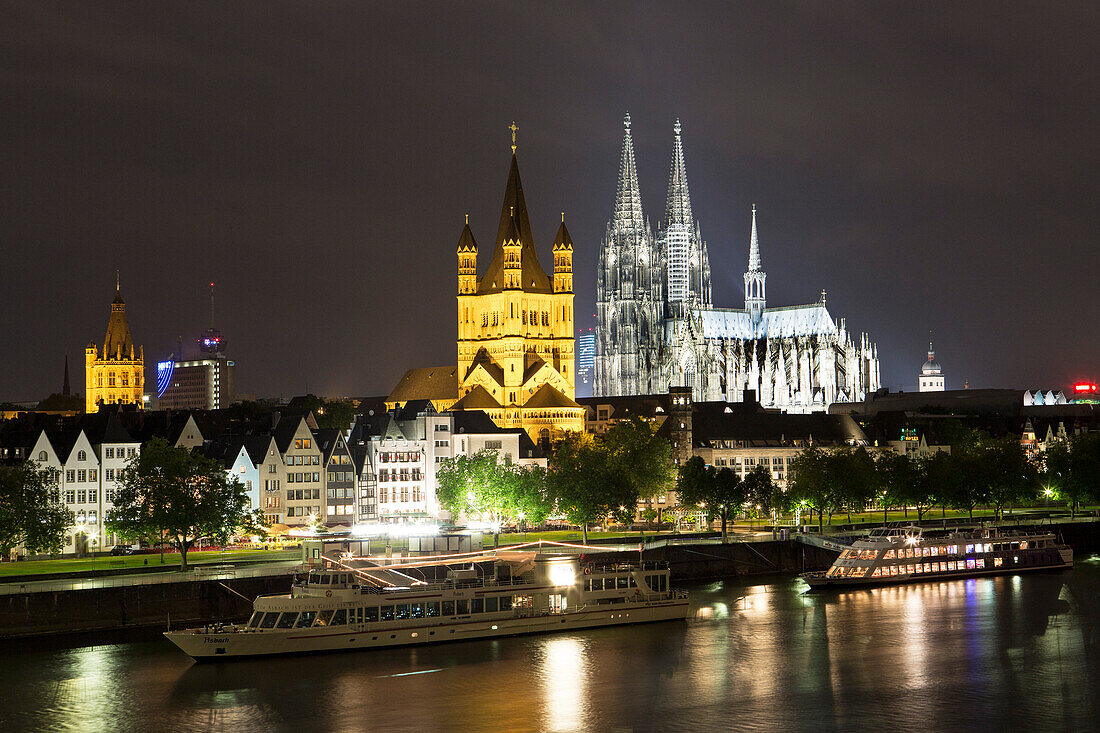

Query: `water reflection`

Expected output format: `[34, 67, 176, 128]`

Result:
[1, 564, 1097, 732]
[540, 637, 588, 732]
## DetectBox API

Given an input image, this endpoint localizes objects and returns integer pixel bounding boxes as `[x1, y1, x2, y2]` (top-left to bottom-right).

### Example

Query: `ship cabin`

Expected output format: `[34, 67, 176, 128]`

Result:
[826, 528, 1066, 581]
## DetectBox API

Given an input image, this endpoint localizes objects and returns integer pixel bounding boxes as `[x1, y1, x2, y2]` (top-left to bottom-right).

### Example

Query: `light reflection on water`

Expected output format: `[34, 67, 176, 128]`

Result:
[2, 560, 1099, 732]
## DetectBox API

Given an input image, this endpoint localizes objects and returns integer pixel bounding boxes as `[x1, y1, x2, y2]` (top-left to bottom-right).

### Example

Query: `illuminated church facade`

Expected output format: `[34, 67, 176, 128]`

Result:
[85, 280, 145, 413]
[596, 115, 881, 412]
[451, 143, 585, 443]
[389, 134, 585, 443]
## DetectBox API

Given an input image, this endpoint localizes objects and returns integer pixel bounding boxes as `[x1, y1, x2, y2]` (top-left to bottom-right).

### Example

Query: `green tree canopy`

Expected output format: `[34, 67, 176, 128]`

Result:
[675, 456, 746, 540]
[787, 445, 832, 531]
[0, 462, 73, 556]
[1046, 433, 1100, 516]
[436, 450, 552, 544]
[108, 437, 249, 570]
[546, 432, 634, 543]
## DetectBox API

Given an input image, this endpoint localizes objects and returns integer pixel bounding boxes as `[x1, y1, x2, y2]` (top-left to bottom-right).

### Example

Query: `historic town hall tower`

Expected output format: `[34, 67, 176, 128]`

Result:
[85, 277, 144, 413]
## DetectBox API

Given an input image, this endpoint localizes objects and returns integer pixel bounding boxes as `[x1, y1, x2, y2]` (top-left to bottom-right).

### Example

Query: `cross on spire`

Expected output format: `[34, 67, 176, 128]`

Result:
[509, 121, 518, 154]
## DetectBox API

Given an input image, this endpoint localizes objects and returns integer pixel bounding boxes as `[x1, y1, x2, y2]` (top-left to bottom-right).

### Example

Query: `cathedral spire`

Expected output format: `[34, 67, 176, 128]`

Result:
[744, 206, 766, 325]
[748, 204, 761, 272]
[612, 112, 645, 234]
[664, 118, 693, 229]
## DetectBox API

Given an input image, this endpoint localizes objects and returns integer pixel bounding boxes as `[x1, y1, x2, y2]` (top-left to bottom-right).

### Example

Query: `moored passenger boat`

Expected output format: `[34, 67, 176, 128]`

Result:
[802, 525, 1072, 589]
[165, 552, 689, 659]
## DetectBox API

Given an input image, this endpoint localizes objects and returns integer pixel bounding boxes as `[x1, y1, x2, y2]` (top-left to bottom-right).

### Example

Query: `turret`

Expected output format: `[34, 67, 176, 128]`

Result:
[744, 205, 766, 325]
[457, 214, 478, 294]
[552, 214, 573, 294]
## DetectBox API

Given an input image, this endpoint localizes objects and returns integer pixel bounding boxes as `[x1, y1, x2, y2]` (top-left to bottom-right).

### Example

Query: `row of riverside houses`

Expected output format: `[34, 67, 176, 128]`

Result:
[0, 401, 545, 557]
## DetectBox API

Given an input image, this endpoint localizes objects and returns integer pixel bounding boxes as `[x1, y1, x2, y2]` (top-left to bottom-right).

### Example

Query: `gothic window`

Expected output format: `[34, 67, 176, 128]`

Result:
[121, 373, 129, 386]
[97, 375, 104, 388]
[522, 311, 527, 325]
[108, 373, 116, 387]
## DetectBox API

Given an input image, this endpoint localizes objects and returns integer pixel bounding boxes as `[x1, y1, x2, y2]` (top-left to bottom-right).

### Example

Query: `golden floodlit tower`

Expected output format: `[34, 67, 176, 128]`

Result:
[452, 123, 584, 446]
[85, 275, 144, 413]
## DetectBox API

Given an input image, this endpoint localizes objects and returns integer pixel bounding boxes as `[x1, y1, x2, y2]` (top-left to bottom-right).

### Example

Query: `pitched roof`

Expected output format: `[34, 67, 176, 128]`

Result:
[102, 288, 136, 359]
[522, 350, 548, 384]
[476, 155, 552, 295]
[450, 385, 503, 410]
[388, 366, 459, 404]
[552, 218, 573, 251]
[524, 383, 582, 410]
[457, 221, 478, 252]
[689, 404, 868, 448]
[465, 349, 505, 386]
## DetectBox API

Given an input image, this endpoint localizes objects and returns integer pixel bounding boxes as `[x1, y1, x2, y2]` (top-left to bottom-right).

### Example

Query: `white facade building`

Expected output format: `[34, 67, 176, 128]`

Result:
[918, 341, 945, 392]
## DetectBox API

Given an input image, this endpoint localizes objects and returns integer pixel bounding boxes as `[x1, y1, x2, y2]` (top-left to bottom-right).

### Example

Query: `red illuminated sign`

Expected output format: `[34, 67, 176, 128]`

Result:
[1074, 382, 1099, 393]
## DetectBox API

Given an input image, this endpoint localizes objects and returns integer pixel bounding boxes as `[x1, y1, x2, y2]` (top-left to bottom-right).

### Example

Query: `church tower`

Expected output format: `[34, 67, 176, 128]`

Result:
[659, 119, 711, 315]
[744, 205, 767, 324]
[85, 277, 144, 413]
[919, 339, 945, 392]
[595, 112, 663, 397]
[453, 125, 584, 443]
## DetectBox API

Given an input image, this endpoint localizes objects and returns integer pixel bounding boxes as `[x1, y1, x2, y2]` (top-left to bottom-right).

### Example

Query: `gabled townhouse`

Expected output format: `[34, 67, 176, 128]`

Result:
[275, 414, 323, 526]
[316, 428, 356, 526]
[245, 436, 284, 526]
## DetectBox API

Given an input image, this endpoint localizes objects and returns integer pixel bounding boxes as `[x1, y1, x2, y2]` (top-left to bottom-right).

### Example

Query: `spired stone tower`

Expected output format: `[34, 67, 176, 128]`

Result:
[596, 113, 663, 397]
[85, 276, 144, 413]
[452, 126, 585, 445]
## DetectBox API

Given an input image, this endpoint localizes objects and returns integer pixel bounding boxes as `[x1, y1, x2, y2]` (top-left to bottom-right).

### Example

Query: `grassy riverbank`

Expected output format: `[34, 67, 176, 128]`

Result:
[0, 548, 298, 577]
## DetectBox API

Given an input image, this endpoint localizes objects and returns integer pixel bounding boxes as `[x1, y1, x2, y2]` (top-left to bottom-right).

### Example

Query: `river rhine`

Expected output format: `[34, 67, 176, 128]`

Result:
[3, 558, 1099, 732]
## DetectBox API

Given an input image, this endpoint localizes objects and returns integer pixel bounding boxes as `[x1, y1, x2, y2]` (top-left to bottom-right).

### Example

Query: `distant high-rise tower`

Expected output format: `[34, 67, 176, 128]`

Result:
[85, 276, 144, 413]
[63, 355, 71, 397]
[576, 329, 596, 396]
[919, 339, 945, 392]
[157, 281, 236, 410]
[200, 281, 225, 354]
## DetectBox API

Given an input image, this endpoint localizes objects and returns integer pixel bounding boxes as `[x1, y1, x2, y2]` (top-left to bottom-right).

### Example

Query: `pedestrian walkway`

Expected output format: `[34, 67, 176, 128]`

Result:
[0, 561, 302, 595]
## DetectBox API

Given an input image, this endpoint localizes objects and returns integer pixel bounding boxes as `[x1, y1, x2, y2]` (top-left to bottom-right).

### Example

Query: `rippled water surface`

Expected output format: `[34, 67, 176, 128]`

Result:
[3, 559, 1100, 732]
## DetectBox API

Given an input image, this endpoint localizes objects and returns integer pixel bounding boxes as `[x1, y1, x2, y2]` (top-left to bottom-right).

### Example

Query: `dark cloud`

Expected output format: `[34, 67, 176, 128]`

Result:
[3, 1, 1097, 401]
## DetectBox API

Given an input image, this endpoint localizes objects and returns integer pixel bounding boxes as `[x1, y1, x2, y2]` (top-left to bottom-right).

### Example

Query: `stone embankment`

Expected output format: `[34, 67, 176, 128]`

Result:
[2, 520, 1098, 641]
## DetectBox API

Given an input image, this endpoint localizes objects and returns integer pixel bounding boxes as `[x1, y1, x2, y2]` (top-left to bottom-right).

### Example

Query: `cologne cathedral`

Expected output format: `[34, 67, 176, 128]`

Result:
[595, 114, 881, 412]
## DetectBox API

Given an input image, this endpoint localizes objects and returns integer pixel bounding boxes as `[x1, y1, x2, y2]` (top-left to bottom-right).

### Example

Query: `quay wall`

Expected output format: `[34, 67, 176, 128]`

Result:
[3, 521, 1098, 641]
[0, 575, 288, 641]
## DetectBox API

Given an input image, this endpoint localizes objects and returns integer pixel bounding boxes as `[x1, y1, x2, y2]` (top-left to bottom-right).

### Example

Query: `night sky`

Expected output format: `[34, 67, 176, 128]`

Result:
[4, 2, 1098, 402]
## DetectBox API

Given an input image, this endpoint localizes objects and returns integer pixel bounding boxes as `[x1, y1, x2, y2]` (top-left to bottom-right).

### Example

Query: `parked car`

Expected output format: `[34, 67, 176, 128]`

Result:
[110, 545, 136, 556]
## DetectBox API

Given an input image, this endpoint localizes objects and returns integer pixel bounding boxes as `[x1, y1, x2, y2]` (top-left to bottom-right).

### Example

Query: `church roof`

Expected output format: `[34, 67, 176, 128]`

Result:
[699, 303, 839, 341]
[523, 350, 548, 383]
[103, 287, 136, 359]
[552, 218, 573, 251]
[450, 385, 502, 410]
[388, 366, 459, 405]
[476, 155, 552, 294]
[457, 221, 478, 252]
[464, 350, 505, 386]
[524, 383, 582, 409]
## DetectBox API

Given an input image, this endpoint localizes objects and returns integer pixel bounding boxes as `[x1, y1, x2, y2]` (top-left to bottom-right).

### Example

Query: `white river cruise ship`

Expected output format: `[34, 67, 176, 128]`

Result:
[165, 550, 689, 660]
[802, 525, 1072, 589]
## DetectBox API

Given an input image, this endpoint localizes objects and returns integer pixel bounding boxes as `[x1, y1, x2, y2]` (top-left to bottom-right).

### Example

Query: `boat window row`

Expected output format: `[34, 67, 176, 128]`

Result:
[584, 575, 636, 592]
[247, 594, 527, 630]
